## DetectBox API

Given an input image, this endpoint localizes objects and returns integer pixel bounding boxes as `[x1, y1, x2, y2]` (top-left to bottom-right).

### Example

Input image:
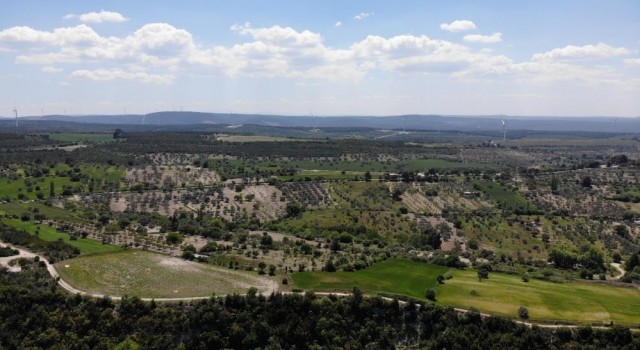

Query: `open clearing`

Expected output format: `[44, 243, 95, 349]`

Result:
[293, 259, 640, 326]
[56, 250, 278, 298]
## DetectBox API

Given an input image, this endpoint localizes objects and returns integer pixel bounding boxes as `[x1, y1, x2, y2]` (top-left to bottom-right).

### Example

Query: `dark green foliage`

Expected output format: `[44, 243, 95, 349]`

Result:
[518, 306, 529, 320]
[581, 176, 592, 188]
[426, 288, 436, 301]
[1, 266, 639, 349]
[113, 128, 126, 139]
[0, 245, 19, 257]
[0, 223, 79, 262]
[285, 202, 304, 218]
[548, 246, 578, 269]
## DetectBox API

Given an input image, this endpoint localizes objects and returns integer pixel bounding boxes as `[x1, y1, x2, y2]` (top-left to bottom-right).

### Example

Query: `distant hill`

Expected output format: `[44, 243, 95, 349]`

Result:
[8, 112, 640, 133]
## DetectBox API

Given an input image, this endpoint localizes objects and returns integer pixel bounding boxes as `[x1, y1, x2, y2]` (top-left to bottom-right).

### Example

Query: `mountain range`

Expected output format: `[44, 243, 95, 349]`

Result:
[1, 112, 639, 133]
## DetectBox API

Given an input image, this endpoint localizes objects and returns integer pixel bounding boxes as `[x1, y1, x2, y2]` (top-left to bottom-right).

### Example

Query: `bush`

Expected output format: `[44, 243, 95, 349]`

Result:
[425, 288, 436, 301]
[518, 306, 529, 320]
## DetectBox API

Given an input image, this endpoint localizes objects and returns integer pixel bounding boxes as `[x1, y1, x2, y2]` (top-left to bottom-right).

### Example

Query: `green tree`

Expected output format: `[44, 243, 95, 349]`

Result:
[518, 306, 529, 320]
[257, 261, 267, 275]
[581, 176, 592, 188]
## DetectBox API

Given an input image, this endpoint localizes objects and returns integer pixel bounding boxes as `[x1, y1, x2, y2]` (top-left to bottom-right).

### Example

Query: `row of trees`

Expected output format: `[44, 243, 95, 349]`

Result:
[0, 262, 637, 349]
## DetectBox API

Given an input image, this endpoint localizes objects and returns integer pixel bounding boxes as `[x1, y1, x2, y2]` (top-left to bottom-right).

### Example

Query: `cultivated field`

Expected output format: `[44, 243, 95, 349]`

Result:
[293, 259, 640, 326]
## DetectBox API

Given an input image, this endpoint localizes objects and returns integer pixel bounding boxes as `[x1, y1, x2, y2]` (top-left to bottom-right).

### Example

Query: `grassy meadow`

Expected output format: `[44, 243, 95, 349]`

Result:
[56, 250, 276, 298]
[292, 259, 640, 325]
[3, 218, 120, 255]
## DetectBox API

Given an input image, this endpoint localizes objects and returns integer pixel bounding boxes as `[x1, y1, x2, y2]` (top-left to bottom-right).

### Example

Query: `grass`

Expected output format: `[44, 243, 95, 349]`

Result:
[293, 259, 449, 299]
[0, 202, 79, 221]
[56, 250, 276, 298]
[0, 165, 125, 201]
[437, 268, 640, 326]
[475, 180, 536, 212]
[3, 219, 120, 255]
[0, 176, 77, 201]
[293, 259, 640, 325]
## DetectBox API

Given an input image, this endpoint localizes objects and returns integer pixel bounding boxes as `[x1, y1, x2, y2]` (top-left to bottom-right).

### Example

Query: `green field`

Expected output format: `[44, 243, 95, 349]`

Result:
[0, 164, 124, 201]
[293, 259, 449, 298]
[293, 259, 640, 325]
[3, 219, 120, 255]
[0, 176, 77, 201]
[56, 250, 276, 298]
[48, 133, 117, 143]
[0, 202, 79, 221]
[475, 180, 536, 212]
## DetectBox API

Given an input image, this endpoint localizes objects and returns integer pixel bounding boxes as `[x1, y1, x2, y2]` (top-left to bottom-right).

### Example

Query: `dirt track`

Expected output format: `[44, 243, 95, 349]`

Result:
[1, 240, 637, 330]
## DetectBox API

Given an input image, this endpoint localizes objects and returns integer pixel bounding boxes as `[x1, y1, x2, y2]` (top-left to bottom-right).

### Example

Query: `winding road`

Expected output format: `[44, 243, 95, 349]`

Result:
[1, 240, 637, 331]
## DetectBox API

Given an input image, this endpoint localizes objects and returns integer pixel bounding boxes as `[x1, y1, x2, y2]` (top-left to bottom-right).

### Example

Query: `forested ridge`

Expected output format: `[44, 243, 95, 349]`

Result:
[0, 261, 638, 349]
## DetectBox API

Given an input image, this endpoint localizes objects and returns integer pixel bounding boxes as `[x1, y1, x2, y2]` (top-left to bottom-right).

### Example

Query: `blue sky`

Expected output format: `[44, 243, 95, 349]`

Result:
[1, 1, 639, 117]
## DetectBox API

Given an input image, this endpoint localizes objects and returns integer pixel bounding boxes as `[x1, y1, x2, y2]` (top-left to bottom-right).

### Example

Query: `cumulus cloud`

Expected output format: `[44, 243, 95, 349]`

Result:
[41, 66, 62, 73]
[334, 21, 342, 28]
[70, 69, 172, 84]
[440, 20, 476, 32]
[0, 21, 634, 88]
[354, 12, 374, 20]
[64, 10, 129, 23]
[463, 33, 502, 44]
[624, 58, 640, 66]
[532, 42, 629, 61]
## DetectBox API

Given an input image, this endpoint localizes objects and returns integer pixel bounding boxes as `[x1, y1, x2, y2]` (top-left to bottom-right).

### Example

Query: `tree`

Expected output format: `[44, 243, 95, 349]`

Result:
[425, 288, 436, 301]
[436, 275, 445, 284]
[581, 176, 592, 188]
[518, 306, 529, 320]
[324, 258, 336, 272]
[548, 246, 578, 269]
[478, 265, 491, 282]
[579, 247, 605, 272]
[364, 171, 372, 182]
[550, 177, 559, 194]
[285, 203, 304, 218]
[113, 128, 126, 139]
[49, 181, 55, 197]
[165, 232, 184, 245]
[268, 264, 276, 276]
[614, 225, 629, 238]
[257, 261, 267, 275]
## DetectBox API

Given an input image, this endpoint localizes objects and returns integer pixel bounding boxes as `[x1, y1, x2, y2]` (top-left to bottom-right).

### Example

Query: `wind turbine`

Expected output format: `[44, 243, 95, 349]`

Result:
[501, 119, 507, 142]
[13, 106, 18, 128]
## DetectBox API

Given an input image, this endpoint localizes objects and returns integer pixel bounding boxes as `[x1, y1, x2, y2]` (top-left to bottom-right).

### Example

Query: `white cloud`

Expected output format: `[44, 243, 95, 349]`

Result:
[334, 21, 342, 28]
[1, 21, 636, 90]
[354, 12, 374, 20]
[532, 42, 629, 61]
[64, 10, 129, 23]
[69, 69, 172, 84]
[351, 34, 484, 73]
[440, 20, 476, 32]
[230, 23, 322, 47]
[623, 58, 640, 66]
[463, 33, 502, 44]
[41, 66, 62, 73]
